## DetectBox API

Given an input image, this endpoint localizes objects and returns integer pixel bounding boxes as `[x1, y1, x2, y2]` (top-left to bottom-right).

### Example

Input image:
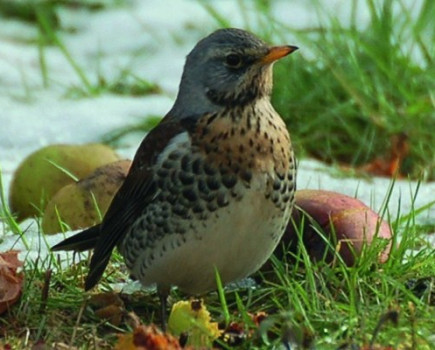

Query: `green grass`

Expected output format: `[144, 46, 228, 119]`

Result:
[1, 173, 434, 348]
[273, 1, 434, 180]
[1, 0, 434, 348]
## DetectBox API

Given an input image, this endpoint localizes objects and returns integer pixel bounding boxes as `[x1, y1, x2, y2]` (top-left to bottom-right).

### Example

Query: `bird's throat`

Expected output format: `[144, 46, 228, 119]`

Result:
[193, 98, 291, 178]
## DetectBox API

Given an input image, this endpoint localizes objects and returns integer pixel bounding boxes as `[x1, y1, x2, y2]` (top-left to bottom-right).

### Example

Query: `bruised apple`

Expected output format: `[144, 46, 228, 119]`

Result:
[9, 143, 120, 221]
[274, 189, 393, 266]
[42, 159, 131, 234]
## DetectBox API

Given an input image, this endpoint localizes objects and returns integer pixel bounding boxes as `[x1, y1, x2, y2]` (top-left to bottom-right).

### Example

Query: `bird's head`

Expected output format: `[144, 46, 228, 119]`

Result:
[171, 28, 298, 117]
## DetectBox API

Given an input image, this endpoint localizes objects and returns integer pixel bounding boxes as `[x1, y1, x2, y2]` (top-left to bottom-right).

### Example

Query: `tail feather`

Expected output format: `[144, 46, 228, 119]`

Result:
[51, 225, 101, 252]
[52, 224, 116, 290]
[84, 254, 112, 290]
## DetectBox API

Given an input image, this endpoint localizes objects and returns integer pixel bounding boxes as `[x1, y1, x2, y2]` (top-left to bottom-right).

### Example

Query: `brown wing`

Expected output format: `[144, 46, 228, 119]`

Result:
[84, 115, 194, 290]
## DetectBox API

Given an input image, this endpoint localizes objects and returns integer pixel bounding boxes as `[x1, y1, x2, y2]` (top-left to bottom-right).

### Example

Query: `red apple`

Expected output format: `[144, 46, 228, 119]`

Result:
[275, 189, 393, 266]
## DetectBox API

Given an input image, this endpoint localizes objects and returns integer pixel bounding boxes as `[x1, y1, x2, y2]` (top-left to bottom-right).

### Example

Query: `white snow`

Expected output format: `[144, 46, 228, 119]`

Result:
[0, 0, 433, 265]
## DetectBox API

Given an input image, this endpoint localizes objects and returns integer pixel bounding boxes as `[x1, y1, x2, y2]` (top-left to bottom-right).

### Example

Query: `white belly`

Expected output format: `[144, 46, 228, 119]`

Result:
[137, 180, 290, 295]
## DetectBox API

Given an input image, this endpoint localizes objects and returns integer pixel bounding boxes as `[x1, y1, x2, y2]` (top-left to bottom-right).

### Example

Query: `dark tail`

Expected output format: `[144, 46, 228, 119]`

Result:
[51, 223, 117, 291]
[51, 224, 101, 252]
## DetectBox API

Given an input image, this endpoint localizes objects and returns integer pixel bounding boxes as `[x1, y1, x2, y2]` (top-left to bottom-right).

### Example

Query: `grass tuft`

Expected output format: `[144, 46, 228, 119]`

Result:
[272, 0, 435, 180]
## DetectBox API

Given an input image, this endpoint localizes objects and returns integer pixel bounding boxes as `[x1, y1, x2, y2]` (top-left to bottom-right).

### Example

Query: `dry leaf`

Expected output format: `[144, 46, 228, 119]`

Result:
[168, 299, 221, 348]
[359, 132, 409, 177]
[115, 325, 182, 350]
[0, 250, 24, 315]
[89, 292, 125, 326]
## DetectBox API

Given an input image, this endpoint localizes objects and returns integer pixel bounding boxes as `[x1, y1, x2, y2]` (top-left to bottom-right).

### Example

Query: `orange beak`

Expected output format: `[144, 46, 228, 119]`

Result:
[261, 45, 298, 64]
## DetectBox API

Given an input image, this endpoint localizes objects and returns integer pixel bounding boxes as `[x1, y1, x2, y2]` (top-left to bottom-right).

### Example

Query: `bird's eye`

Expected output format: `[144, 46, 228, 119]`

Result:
[225, 54, 242, 68]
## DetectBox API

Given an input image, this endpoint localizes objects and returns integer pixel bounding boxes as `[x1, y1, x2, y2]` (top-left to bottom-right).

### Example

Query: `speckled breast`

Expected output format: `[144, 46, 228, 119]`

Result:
[121, 100, 296, 294]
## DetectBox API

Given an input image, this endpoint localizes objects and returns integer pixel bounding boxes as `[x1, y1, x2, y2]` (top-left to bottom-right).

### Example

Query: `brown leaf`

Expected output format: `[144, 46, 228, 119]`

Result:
[114, 325, 183, 350]
[359, 132, 409, 177]
[89, 292, 125, 326]
[251, 311, 268, 326]
[0, 250, 24, 315]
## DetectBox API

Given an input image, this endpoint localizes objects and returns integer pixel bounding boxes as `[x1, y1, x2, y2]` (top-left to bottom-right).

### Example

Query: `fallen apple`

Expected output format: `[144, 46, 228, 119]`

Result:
[9, 143, 121, 221]
[272, 189, 393, 266]
[42, 159, 131, 234]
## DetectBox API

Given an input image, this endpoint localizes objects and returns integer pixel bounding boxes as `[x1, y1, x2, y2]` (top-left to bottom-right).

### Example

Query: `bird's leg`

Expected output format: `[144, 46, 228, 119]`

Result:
[157, 286, 170, 332]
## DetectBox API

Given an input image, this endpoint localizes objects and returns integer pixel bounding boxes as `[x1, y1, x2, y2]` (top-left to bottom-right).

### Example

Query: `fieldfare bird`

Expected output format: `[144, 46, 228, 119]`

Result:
[52, 28, 297, 325]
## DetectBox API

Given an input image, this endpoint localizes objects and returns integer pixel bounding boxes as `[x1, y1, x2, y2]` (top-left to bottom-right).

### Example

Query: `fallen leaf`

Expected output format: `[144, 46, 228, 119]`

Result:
[89, 292, 125, 326]
[359, 132, 409, 177]
[115, 324, 182, 350]
[221, 321, 247, 347]
[219, 312, 268, 347]
[168, 299, 221, 348]
[251, 311, 268, 326]
[0, 250, 24, 315]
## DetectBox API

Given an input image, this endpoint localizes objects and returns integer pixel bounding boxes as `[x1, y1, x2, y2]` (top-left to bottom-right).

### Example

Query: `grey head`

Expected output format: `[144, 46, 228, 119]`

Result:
[169, 28, 297, 118]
